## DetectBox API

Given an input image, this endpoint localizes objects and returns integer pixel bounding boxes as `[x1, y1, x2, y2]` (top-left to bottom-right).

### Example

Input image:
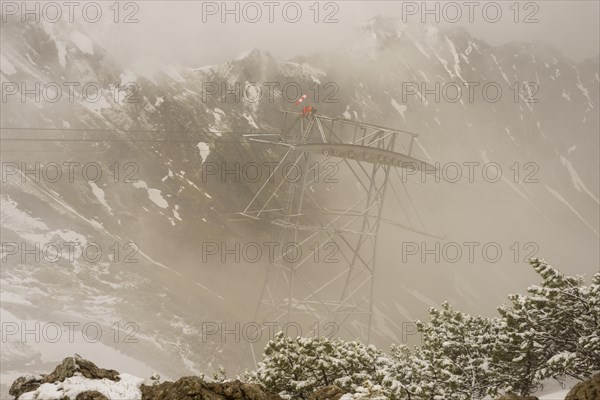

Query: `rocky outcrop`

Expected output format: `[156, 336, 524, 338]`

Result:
[10, 356, 283, 400]
[141, 376, 283, 400]
[308, 385, 346, 400]
[565, 373, 600, 400]
[9, 356, 120, 399]
[9, 375, 45, 399]
[45, 355, 120, 383]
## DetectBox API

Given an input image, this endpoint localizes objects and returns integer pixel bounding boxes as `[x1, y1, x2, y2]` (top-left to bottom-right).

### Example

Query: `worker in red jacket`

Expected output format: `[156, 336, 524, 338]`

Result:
[302, 106, 317, 118]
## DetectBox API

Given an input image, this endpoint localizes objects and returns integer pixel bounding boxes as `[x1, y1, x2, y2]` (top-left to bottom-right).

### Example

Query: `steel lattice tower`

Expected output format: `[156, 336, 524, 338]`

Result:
[239, 110, 437, 366]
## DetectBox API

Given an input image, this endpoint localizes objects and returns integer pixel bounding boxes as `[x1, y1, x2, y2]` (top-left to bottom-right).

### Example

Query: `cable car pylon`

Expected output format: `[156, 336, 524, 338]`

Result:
[238, 109, 440, 368]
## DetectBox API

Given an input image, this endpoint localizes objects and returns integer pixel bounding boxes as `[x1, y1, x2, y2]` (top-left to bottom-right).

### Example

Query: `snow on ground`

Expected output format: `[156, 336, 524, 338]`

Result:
[19, 374, 144, 400]
[535, 377, 579, 399]
[539, 389, 570, 399]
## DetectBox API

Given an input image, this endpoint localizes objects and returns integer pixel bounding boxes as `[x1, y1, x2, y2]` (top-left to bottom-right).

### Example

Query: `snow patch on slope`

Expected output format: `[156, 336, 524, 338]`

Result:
[0, 53, 17, 75]
[0, 197, 48, 231]
[120, 69, 137, 84]
[88, 182, 113, 215]
[69, 31, 94, 55]
[546, 185, 599, 236]
[243, 113, 259, 129]
[559, 154, 599, 204]
[391, 99, 407, 121]
[197, 142, 210, 164]
[133, 181, 169, 209]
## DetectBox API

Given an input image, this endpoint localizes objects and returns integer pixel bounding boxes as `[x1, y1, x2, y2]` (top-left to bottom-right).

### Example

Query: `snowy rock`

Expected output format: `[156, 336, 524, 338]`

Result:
[9, 357, 120, 399]
[45, 356, 121, 383]
[8, 375, 45, 399]
[11, 356, 284, 400]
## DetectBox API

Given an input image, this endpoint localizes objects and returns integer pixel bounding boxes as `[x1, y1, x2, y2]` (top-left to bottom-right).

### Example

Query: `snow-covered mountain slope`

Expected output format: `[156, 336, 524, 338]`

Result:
[1, 16, 598, 394]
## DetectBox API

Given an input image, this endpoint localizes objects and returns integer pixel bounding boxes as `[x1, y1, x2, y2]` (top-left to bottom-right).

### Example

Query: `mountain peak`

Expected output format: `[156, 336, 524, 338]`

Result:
[360, 16, 475, 48]
[234, 48, 268, 62]
[360, 15, 401, 46]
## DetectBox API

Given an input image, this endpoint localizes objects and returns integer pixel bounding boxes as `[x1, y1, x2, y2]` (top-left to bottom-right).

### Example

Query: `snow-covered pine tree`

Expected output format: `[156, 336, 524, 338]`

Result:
[345, 380, 389, 399]
[527, 259, 600, 380]
[580, 272, 600, 366]
[333, 339, 388, 394]
[494, 258, 600, 394]
[212, 365, 227, 382]
[251, 332, 390, 399]
[411, 302, 498, 399]
[381, 343, 422, 399]
[493, 298, 545, 396]
[246, 258, 598, 399]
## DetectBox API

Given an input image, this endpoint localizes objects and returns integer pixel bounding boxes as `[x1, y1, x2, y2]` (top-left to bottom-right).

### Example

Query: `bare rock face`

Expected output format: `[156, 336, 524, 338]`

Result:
[75, 391, 110, 400]
[308, 385, 346, 400]
[565, 373, 600, 400]
[45, 356, 121, 383]
[140, 376, 283, 400]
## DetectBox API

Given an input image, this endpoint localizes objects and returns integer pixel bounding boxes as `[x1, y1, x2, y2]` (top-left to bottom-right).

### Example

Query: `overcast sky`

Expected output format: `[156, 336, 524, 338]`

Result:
[60, 1, 600, 67]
